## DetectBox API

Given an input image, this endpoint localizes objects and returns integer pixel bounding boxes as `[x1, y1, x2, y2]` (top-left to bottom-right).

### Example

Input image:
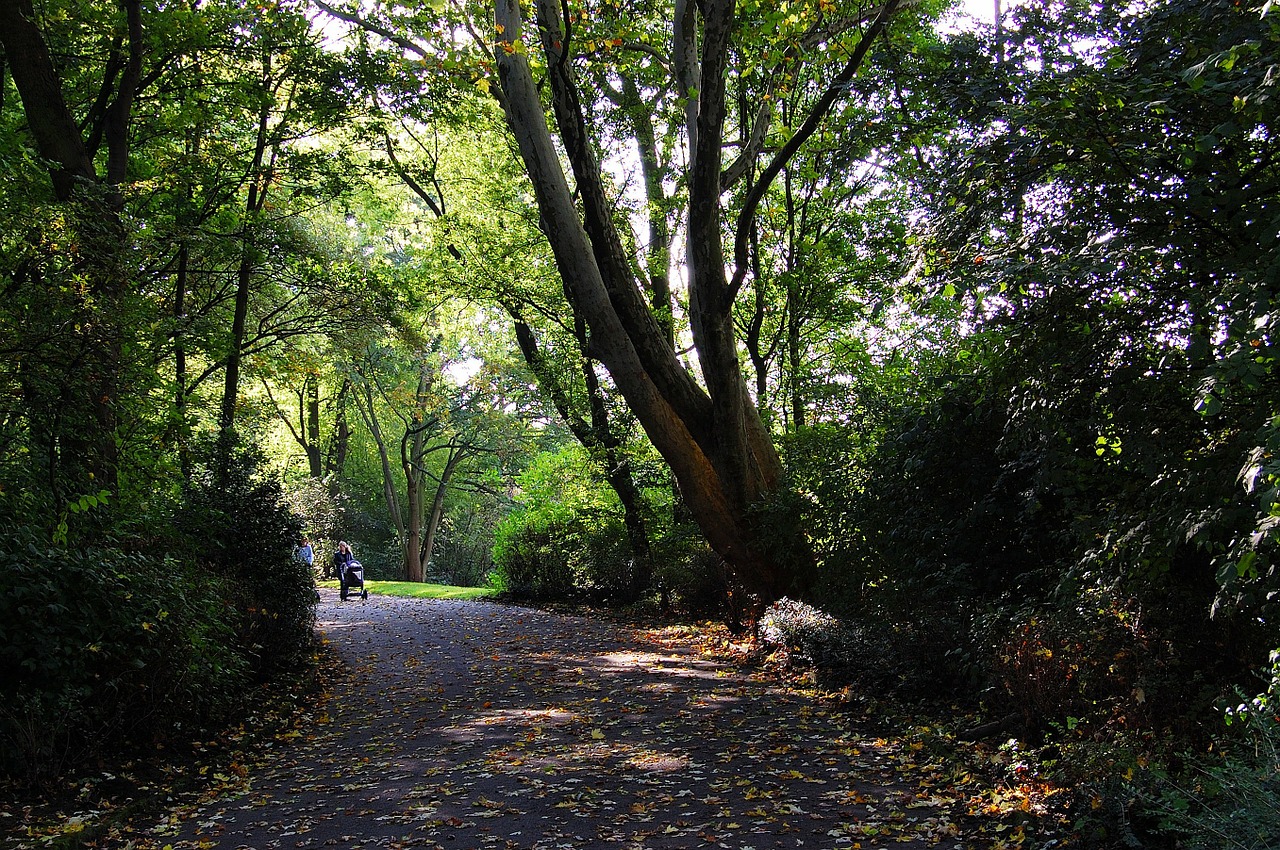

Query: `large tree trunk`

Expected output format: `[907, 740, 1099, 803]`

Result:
[0, 0, 97, 200]
[0, 0, 141, 501]
[495, 0, 816, 604]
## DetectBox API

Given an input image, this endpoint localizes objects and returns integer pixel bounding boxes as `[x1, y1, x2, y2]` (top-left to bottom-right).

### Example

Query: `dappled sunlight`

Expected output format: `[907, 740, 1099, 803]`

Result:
[150, 594, 991, 849]
[623, 750, 691, 773]
[468, 706, 578, 727]
[592, 650, 730, 681]
[318, 618, 375, 632]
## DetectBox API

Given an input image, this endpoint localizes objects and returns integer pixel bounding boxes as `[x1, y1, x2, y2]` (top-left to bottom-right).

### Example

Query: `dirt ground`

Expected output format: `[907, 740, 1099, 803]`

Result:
[136, 590, 974, 850]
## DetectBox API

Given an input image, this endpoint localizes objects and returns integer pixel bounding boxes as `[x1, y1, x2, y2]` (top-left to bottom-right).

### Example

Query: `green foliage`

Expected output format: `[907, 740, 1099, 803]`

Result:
[491, 447, 634, 601]
[0, 527, 247, 785]
[282, 476, 347, 559]
[431, 499, 500, 587]
[177, 439, 316, 679]
[1138, 658, 1280, 849]
[648, 527, 735, 619]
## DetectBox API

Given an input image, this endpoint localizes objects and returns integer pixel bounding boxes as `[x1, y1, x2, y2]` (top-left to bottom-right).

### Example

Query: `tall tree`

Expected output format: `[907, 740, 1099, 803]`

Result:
[488, 0, 912, 603]
[377, 118, 660, 597]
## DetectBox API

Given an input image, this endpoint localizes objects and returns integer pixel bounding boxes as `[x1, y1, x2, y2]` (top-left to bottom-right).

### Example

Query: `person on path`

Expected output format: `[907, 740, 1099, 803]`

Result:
[297, 537, 315, 569]
[333, 541, 356, 600]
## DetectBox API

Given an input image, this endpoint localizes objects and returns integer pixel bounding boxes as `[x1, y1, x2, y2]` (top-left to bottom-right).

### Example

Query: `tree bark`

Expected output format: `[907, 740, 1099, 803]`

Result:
[419, 448, 463, 577]
[620, 76, 675, 350]
[175, 241, 191, 476]
[354, 378, 405, 546]
[306, 378, 323, 477]
[0, 0, 97, 201]
[327, 378, 352, 481]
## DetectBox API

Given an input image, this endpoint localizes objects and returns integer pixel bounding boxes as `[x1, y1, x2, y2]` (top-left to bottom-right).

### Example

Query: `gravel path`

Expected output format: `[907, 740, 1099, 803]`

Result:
[147, 591, 961, 849]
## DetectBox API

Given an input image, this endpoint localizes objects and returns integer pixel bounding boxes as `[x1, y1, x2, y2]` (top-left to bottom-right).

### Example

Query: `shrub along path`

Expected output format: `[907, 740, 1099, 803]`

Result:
[143, 592, 992, 850]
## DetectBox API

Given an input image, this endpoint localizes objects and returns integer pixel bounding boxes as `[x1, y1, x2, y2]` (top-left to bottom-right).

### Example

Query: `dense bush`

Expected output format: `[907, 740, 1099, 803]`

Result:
[492, 447, 641, 602]
[649, 528, 737, 619]
[493, 505, 632, 600]
[177, 440, 317, 678]
[0, 527, 246, 785]
[758, 598, 851, 664]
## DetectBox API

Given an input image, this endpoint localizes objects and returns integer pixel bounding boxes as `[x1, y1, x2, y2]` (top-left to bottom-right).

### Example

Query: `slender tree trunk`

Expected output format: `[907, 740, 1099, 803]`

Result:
[220, 54, 273, 445]
[574, 312, 654, 601]
[305, 378, 323, 477]
[419, 450, 462, 577]
[787, 285, 806, 430]
[622, 76, 675, 350]
[354, 381, 405, 544]
[403, 462, 424, 581]
[509, 311, 654, 600]
[327, 378, 351, 482]
[744, 222, 770, 411]
[402, 423, 426, 583]
[175, 241, 191, 476]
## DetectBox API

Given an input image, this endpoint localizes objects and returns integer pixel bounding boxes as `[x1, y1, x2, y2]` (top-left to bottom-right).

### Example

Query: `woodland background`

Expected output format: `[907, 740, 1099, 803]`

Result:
[2, 0, 1279, 846]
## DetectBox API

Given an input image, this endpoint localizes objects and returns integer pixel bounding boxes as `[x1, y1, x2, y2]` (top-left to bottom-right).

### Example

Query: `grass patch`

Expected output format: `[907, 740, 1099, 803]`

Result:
[318, 579, 494, 600]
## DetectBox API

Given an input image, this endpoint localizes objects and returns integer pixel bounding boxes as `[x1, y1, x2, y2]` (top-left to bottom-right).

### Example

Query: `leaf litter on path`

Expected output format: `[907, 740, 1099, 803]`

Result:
[20, 592, 1039, 849]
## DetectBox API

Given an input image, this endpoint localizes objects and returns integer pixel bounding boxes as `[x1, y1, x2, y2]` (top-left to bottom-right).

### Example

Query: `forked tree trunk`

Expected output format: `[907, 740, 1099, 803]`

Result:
[494, 0, 814, 605]
[419, 448, 463, 578]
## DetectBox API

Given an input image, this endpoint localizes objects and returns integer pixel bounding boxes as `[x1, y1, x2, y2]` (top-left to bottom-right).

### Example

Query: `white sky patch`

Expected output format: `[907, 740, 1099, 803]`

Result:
[940, 0, 1028, 34]
[444, 356, 482, 385]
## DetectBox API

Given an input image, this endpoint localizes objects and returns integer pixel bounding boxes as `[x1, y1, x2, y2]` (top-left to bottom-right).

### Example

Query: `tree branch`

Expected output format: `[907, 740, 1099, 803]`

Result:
[728, 0, 906, 305]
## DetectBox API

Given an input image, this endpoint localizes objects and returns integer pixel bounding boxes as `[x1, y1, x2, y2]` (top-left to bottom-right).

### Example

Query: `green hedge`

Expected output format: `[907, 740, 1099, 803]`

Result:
[0, 528, 246, 784]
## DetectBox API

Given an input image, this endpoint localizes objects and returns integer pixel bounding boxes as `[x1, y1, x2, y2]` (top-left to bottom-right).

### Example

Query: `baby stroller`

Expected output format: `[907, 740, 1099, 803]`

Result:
[340, 560, 367, 601]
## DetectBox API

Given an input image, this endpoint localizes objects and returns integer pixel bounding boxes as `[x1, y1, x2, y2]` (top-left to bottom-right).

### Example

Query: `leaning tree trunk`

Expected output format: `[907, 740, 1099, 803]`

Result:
[509, 310, 654, 601]
[495, 0, 813, 605]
